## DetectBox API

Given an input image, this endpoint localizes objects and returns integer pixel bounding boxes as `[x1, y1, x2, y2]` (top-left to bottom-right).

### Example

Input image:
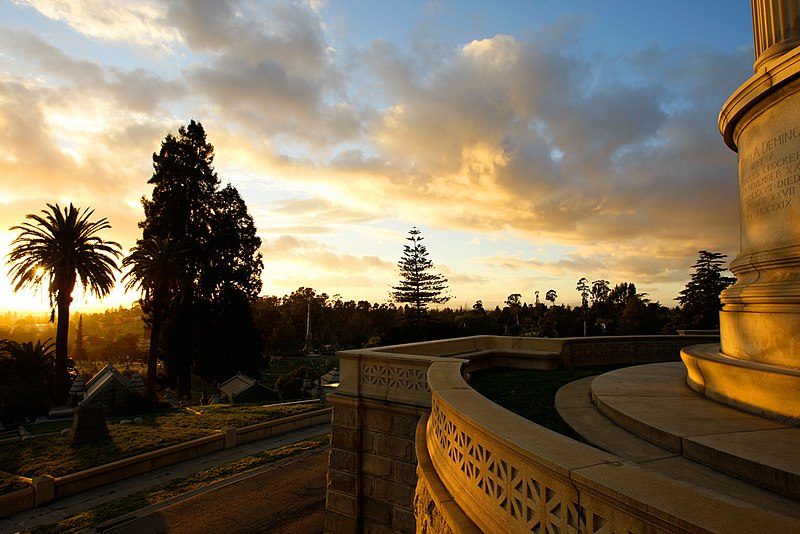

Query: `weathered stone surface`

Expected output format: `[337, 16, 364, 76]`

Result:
[362, 429, 375, 452]
[326, 490, 356, 517]
[362, 497, 392, 525]
[362, 452, 392, 478]
[374, 478, 414, 507]
[32, 475, 55, 506]
[364, 410, 392, 433]
[332, 404, 358, 429]
[393, 460, 418, 487]
[328, 449, 356, 473]
[375, 433, 413, 461]
[393, 414, 419, 436]
[326, 469, 356, 494]
[325, 509, 356, 533]
[68, 402, 109, 445]
[392, 507, 415, 532]
[330, 426, 357, 450]
[414, 478, 454, 534]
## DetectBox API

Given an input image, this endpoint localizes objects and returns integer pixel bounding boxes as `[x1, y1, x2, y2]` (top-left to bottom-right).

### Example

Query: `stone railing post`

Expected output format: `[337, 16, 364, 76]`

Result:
[32, 475, 55, 506]
[325, 350, 441, 533]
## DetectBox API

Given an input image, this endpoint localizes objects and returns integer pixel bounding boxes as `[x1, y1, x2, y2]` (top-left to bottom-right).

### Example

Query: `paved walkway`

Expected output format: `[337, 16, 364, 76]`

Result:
[98, 447, 328, 534]
[1, 423, 331, 533]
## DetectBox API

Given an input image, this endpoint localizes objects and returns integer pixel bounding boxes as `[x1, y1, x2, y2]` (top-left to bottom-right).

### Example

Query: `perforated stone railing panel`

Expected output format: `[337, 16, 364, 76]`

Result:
[335, 350, 439, 407]
[428, 398, 587, 533]
[360, 360, 429, 393]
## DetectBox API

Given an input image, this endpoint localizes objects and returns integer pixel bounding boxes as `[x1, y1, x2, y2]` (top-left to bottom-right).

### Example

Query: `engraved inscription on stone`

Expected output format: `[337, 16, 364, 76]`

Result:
[740, 126, 800, 222]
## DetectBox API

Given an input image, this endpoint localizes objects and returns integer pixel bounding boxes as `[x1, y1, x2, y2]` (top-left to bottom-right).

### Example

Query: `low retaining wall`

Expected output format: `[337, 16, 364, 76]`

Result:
[0, 486, 34, 518]
[0, 407, 332, 518]
[324, 335, 716, 533]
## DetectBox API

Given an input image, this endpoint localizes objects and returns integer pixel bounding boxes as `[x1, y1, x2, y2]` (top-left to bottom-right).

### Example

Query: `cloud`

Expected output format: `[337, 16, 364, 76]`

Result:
[264, 235, 394, 274]
[0, 3, 751, 308]
[340, 32, 747, 272]
[19, 0, 181, 50]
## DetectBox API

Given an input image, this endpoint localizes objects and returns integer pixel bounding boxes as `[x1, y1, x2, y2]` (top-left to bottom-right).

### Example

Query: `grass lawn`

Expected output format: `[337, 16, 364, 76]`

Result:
[0, 472, 29, 494]
[0, 402, 325, 483]
[468, 365, 628, 440]
[29, 434, 330, 534]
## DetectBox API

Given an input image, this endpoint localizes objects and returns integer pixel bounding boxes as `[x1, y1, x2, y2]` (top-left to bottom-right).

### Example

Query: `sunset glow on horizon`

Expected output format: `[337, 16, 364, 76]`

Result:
[1, 1, 752, 314]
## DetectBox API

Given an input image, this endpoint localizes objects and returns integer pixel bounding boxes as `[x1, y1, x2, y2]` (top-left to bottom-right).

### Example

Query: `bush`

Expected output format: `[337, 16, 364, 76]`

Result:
[274, 365, 319, 400]
[1, 384, 49, 423]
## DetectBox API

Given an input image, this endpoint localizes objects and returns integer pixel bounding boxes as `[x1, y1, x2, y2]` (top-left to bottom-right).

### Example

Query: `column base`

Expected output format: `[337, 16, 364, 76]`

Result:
[681, 343, 800, 425]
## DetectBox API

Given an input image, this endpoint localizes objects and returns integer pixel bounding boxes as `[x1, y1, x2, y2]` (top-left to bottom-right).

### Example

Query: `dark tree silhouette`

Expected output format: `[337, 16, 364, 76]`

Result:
[137, 121, 264, 395]
[0, 338, 55, 421]
[576, 278, 590, 336]
[5, 204, 120, 405]
[505, 293, 522, 326]
[391, 227, 450, 318]
[590, 279, 610, 303]
[677, 250, 735, 329]
[123, 236, 189, 400]
[73, 315, 88, 361]
[545, 289, 557, 305]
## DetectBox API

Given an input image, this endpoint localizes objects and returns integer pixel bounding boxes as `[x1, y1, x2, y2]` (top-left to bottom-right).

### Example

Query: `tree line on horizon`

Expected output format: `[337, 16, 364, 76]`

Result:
[1, 119, 735, 423]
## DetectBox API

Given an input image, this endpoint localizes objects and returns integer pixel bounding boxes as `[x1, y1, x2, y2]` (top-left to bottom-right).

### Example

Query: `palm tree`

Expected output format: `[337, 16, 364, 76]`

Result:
[0, 338, 56, 421]
[6, 203, 121, 405]
[122, 236, 188, 400]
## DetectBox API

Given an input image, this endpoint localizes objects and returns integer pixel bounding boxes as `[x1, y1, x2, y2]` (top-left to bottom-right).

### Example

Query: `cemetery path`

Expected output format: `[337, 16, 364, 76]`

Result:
[2, 423, 330, 533]
[96, 447, 328, 533]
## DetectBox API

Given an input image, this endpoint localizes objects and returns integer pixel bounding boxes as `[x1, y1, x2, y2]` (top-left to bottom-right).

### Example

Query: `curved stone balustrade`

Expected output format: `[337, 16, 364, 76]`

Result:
[325, 334, 720, 533]
[425, 360, 611, 533]
[420, 358, 796, 534]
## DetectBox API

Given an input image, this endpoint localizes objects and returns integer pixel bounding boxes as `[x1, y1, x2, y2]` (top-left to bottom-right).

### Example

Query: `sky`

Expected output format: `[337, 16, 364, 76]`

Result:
[0, 0, 755, 314]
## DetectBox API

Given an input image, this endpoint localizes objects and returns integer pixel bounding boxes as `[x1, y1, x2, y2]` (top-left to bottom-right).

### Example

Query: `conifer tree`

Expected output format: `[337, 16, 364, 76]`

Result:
[391, 227, 450, 318]
[677, 250, 735, 329]
[133, 121, 263, 396]
[73, 315, 87, 361]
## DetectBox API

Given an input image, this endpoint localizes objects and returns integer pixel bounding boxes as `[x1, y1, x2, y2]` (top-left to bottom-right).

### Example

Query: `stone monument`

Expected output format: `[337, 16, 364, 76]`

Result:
[682, 0, 800, 423]
[68, 402, 110, 445]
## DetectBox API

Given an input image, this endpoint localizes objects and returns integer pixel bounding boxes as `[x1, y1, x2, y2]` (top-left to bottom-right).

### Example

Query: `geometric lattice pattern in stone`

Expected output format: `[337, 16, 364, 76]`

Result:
[361, 363, 429, 392]
[429, 399, 603, 534]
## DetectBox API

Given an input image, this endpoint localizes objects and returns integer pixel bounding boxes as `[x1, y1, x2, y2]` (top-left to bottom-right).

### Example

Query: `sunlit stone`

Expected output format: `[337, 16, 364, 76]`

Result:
[682, 0, 800, 423]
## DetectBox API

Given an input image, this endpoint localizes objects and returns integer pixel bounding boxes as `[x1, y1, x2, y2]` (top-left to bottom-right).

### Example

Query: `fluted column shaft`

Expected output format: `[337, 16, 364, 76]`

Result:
[752, 0, 800, 69]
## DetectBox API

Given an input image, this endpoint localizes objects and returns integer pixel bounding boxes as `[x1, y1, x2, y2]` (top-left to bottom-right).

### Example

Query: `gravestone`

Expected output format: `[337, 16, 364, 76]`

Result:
[68, 402, 109, 445]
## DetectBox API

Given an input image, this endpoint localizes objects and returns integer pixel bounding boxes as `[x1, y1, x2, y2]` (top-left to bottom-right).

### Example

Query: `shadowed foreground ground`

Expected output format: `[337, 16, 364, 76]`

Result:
[99, 448, 328, 533]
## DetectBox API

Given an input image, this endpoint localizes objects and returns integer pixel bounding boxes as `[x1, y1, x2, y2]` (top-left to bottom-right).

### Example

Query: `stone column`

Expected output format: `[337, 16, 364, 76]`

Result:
[682, 0, 800, 422]
[752, 0, 800, 70]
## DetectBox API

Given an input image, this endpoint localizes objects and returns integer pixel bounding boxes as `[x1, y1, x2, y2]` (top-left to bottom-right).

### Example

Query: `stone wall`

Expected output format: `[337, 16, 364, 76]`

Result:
[326, 394, 426, 533]
[324, 347, 436, 533]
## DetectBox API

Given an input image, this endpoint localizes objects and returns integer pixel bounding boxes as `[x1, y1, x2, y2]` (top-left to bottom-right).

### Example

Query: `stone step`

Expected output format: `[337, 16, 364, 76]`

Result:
[556, 362, 800, 502]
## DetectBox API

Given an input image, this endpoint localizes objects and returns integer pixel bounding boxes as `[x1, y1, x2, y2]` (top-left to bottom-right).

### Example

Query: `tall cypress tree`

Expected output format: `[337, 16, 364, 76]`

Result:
[391, 227, 450, 319]
[73, 314, 87, 361]
[135, 121, 263, 397]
